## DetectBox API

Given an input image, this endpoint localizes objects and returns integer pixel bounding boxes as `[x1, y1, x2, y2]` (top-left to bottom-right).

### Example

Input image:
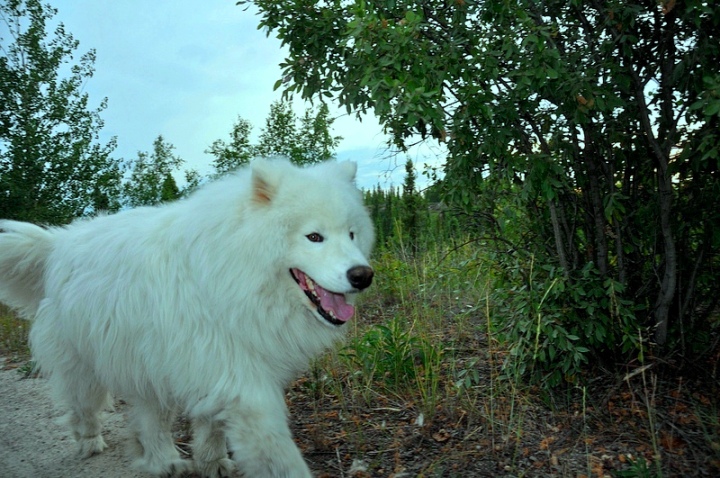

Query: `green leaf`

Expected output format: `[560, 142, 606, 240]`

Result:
[705, 100, 720, 116]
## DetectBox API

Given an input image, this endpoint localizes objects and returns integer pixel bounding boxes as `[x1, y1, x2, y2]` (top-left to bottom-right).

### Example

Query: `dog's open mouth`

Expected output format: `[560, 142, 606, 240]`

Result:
[290, 268, 354, 326]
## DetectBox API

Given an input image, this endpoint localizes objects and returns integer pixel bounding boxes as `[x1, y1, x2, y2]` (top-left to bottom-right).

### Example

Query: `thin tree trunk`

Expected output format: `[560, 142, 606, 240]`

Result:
[653, 177, 676, 345]
[647, 9, 679, 345]
[679, 242, 705, 328]
[582, 126, 609, 277]
[614, 222, 626, 286]
[548, 199, 569, 279]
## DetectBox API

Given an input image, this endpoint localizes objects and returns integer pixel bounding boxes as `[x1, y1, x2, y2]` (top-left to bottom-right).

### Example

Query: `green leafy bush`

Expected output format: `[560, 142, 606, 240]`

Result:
[491, 257, 642, 388]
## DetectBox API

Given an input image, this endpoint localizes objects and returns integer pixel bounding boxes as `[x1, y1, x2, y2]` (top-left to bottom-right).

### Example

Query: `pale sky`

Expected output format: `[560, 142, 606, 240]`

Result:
[40, 0, 442, 189]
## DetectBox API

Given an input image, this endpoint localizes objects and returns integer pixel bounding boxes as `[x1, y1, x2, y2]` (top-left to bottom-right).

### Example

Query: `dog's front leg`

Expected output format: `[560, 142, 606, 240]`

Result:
[223, 397, 312, 478]
[192, 416, 235, 478]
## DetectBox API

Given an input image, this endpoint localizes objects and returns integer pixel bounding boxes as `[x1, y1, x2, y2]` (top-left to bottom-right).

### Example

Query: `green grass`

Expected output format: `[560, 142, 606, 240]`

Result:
[296, 240, 720, 475]
[0, 304, 30, 362]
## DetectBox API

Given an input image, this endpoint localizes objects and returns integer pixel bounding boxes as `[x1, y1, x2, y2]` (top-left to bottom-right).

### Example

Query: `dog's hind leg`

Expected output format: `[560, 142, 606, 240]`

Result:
[48, 369, 112, 458]
[192, 416, 234, 478]
[33, 331, 111, 457]
[128, 399, 191, 476]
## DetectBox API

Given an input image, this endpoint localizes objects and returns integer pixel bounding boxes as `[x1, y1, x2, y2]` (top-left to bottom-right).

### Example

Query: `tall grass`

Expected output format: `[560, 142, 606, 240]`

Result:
[306, 236, 544, 465]
[298, 234, 720, 476]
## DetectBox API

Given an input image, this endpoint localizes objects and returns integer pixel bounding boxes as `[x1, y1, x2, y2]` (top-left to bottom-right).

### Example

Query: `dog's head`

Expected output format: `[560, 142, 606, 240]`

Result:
[250, 158, 375, 327]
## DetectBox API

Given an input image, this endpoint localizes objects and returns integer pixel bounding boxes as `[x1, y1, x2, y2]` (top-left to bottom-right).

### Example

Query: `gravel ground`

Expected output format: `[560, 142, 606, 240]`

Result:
[0, 358, 145, 478]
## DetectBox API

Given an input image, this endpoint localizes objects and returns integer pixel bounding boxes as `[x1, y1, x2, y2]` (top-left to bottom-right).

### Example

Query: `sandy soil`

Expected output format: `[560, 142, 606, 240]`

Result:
[0, 358, 146, 478]
[0, 358, 340, 478]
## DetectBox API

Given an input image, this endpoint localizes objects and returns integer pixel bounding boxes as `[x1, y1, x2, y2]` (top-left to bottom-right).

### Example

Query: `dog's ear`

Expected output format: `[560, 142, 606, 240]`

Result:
[336, 161, 357, 182]
[251, 158, 283, 205]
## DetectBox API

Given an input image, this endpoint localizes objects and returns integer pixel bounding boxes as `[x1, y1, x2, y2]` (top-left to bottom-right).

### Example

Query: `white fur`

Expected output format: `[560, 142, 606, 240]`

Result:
[0, 158, 374, 477]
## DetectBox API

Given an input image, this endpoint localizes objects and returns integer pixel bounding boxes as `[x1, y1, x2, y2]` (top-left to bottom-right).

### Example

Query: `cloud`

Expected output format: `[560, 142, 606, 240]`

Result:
[51, 0, 443, 188]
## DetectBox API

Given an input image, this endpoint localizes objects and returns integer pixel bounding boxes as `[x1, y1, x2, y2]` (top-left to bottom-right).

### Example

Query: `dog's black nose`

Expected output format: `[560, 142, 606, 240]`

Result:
[347, 265, 374, 291]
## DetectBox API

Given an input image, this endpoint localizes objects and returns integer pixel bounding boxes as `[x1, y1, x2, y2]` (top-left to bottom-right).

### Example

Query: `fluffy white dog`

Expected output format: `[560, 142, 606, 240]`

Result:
[0, 158, 375, 477]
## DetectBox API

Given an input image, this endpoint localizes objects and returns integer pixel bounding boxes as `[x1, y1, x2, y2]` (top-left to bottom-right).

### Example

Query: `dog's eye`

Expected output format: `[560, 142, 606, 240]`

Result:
[306, 233, 324, 243]
[349, 232, 355, 240]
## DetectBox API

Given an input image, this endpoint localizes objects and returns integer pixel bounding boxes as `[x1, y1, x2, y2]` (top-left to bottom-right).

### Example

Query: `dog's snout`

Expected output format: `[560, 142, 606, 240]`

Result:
[347, 265, 374, 291]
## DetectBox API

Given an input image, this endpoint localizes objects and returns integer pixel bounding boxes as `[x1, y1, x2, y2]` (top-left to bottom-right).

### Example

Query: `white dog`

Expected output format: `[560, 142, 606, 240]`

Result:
[0, 158, 374, 477]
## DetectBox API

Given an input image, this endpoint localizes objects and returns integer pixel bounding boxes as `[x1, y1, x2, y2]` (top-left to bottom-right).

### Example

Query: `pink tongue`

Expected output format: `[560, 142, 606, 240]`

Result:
[293, 269, 355, 322]
[316, 285, 355, 322]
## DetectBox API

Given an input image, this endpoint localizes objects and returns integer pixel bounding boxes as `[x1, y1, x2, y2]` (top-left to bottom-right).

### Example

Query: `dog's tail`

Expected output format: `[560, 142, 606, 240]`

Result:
[0, 220, 54, 319]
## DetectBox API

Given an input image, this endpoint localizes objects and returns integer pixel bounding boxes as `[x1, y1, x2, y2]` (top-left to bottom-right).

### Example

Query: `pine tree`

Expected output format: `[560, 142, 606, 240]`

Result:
[402, 158, 420, 255]
[160, 173, 180, 202]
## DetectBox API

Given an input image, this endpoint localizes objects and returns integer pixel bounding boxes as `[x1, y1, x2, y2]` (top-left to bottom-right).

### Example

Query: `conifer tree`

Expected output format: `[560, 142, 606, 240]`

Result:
[401, 158, 420, 255]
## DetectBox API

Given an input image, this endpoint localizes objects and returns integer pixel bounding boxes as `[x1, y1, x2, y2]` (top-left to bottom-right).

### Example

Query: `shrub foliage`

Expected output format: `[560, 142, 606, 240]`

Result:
[244, 0, 720, 383]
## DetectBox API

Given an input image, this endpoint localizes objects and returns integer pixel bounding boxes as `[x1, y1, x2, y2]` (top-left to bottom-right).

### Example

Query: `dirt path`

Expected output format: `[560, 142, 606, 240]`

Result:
[0, 358, 144, 478]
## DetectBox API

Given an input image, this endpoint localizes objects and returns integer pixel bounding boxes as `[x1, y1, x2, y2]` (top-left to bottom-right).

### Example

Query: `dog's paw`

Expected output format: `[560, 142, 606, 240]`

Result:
[162, 460, 194, 478]
[194, 457, 235, 478]
[77, 434, 107, 458]
[134, 457, 193, 477]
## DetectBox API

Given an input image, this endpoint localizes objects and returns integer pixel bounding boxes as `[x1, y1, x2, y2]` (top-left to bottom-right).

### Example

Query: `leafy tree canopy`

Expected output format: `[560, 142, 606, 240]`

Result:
[254, 100, 342, 166]
[206, 100, 343, 177]
[0, 0, 122, 223]
[205, 115, 254, 176]
[123, 135, 184, 208]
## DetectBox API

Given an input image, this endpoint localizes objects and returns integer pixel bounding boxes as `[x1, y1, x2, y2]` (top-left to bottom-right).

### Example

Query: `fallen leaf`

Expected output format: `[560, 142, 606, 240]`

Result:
[660, 430, 685, 452]
[432, 429, 450, 443]
[539, 436, 556, 450]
